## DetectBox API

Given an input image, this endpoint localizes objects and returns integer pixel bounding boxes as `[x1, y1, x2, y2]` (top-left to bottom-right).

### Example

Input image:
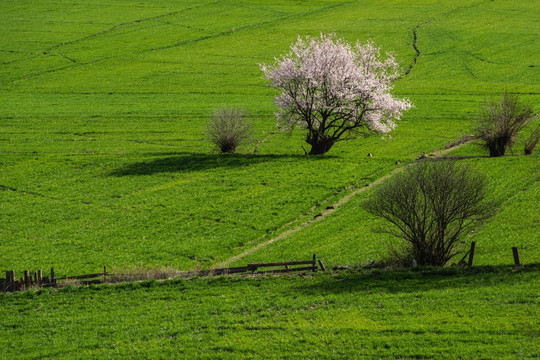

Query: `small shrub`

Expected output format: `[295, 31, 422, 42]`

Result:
[474, 92, 536, 157]
[363, 160, 490, 267]
[207, 105, 251, 153]
[524, 125, 540, 155]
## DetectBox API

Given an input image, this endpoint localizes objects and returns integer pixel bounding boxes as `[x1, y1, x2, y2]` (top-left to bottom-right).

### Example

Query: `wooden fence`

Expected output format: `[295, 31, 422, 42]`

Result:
[1, 267, 107, 292]
[1, 255, 324, 293]
[1, 247, 525, 293]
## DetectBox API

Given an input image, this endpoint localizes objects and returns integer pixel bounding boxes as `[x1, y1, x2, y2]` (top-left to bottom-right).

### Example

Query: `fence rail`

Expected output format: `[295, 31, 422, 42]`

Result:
[1, 255, 323, 293]
[4, 246, 523, 293]
[1, 267, 107, 292]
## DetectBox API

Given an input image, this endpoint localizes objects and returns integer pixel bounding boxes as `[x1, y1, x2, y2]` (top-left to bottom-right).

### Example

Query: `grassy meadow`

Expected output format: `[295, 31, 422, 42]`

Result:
[0, 0, 539, 358]
[1, 0, 537, 275]
[1, 266, 539, 359]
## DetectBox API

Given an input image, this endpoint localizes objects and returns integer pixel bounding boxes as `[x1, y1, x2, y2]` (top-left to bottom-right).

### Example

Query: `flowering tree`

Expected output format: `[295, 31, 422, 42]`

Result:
[261, 34, 412, 155]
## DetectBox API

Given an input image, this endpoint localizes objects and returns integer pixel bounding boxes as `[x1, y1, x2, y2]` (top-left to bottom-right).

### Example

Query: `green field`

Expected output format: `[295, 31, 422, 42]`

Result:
[1, 266, 539, 359]
[1, 0, 539, 358]
[1, 0, 538, 275]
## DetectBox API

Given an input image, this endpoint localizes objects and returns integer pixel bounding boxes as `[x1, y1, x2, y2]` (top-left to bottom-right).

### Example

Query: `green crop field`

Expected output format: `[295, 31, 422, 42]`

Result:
[1, 0, 539, 358]
[0, 266, 538, 359]
[1, 0, 537, 275]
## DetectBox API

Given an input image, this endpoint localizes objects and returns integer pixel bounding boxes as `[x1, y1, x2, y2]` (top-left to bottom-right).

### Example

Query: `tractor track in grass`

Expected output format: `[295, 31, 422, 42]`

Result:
[1, 2, 219, 67]
[3, 1, 352, 84]
[254, 1, 487, 157]
[402, 0, 486, 78]
[403, 22, 423, 77]
[0, 184, 61, 200]
[217, 141, 474, 268]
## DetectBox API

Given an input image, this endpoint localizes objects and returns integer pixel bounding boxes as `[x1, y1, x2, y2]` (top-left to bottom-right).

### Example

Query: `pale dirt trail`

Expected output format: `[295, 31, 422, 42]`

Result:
[216, 141, 472, 268]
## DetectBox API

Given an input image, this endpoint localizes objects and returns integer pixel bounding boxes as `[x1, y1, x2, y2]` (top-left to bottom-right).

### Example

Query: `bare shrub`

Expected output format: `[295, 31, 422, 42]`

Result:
[474, 92, 536, 157]
[524, 125, 540, 155]
[363, 160, 489, 267]
[207, 105, 251, 153]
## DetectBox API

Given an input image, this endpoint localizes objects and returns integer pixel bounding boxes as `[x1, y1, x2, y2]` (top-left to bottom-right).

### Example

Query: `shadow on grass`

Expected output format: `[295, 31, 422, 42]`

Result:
[292, 264, 540, 295]
[110, 152, 335, 176]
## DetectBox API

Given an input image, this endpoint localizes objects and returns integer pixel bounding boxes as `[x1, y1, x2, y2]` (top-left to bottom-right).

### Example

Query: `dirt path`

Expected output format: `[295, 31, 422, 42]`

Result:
[214, 140, 471, 268]
[216, 141, 473, 268]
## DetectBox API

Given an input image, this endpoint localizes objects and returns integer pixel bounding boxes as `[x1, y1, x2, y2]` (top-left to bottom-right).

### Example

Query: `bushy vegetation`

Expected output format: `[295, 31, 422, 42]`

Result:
[474, 92, 537, 157]
[363, 160, 489, 266]
[524, 125, 540, 155]
[207, 105, 251, 153]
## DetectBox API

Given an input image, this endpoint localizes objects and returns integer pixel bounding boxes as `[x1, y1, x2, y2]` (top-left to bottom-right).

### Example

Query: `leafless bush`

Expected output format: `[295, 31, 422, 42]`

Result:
[524, 125, 540, 155]
[474, 92, 536, 157]
[207, 105, 251, 153]
[363, 160, 489, 267]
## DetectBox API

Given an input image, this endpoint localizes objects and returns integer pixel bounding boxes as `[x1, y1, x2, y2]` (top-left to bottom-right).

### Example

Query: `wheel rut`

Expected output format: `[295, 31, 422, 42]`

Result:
[217, 140, 474, 268]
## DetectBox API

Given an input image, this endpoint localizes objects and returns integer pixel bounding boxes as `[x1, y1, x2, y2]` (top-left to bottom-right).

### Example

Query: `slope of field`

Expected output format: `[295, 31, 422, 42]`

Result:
[1, 0, 539, 275]
[231, 155, 540, 267]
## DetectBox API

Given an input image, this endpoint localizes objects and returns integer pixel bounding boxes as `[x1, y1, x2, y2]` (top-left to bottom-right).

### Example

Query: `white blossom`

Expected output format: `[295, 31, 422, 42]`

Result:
[261, 34, 412, 154]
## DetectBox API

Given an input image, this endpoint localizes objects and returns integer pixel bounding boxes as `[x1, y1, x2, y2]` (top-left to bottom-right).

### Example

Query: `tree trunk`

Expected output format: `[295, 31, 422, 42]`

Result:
[308, 141, 334, 155]
[488, 141, 505, 157]
[488, 136, 510, 157]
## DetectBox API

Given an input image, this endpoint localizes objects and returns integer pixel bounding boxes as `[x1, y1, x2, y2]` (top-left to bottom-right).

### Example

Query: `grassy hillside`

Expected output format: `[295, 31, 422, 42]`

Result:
[1, 266, 538, 359]
[232, 155, 540, 267]
[1, 1, 539, 359]
[1, 0, 539, 276]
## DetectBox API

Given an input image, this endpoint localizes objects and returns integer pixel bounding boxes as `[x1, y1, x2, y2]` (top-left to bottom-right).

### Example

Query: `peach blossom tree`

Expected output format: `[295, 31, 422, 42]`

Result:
[261, 34, 412, 155]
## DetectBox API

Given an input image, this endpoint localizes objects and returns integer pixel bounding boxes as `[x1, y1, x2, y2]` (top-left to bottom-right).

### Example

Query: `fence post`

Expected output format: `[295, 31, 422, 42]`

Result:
[104, 266, 107, 282]
[37, 269, 43, 284]
[468, 242, 476, 267]
[312, 254, 317, 272]
[512, 247, 520, 266]
[6, 271, 13, 291]
[24, 270, 31, 289]
[8, 270, 15, 291]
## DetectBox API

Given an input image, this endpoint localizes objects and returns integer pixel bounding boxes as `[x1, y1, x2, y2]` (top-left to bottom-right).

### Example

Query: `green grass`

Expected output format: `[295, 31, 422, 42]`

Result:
[2, 0, 538, 275]
[234, 155, 540, 268]
[1, 1, 539, 358]
[1, 266, 538, 359]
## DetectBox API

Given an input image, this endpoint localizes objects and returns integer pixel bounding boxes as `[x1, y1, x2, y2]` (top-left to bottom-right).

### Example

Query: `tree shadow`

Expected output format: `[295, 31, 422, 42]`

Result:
[110, 152, 336, 176]
[291, 264, 539, 296]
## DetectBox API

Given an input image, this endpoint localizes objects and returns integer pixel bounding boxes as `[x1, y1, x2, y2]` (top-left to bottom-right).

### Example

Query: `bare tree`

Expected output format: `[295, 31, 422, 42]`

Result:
[524, 125, 540, 155]
[475, 92, 536, 157]
[363, 161, 489, 266]
[207, 105, 251, 153]
[261, 34, 411, 155]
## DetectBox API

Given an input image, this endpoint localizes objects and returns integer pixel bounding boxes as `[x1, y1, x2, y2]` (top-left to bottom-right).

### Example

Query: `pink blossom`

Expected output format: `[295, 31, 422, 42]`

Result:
[261, 33, 412, 154]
